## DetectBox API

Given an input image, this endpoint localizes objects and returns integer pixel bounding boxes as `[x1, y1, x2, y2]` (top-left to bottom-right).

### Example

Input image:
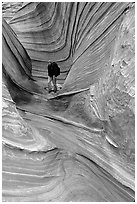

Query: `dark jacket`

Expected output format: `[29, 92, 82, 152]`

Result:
[48, 62, 60, 77]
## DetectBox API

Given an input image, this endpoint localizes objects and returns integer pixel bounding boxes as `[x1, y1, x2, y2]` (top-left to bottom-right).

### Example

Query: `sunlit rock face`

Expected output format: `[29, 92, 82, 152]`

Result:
[2, 2, 135, 202]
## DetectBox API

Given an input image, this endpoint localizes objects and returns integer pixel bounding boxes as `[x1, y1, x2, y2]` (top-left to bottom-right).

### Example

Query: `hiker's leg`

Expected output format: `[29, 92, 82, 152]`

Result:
[48, 76, 52, 92]
[52, 75, 57, 93]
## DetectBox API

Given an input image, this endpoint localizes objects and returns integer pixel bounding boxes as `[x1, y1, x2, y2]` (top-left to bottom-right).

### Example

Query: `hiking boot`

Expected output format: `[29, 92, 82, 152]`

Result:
[53, 86, 57, 93]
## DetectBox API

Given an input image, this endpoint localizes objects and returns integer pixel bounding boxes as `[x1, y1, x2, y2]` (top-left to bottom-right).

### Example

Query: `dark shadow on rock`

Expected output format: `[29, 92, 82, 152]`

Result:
[2, 64, 33, 106]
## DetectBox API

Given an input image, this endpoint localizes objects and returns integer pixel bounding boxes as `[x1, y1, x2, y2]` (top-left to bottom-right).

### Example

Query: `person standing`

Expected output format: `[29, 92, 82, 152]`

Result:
[47, 61, 60, 93]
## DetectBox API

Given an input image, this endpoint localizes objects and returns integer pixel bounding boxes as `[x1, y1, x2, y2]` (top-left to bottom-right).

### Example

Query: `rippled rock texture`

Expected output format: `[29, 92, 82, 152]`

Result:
[2, 2, 135, 202]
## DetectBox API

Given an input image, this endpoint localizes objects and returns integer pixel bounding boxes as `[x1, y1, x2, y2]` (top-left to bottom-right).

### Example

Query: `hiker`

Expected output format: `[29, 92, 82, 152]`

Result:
[47, 61, 60, 93]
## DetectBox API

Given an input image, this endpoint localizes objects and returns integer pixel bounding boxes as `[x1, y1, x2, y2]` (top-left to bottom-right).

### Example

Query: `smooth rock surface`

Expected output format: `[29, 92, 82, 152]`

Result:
[2, 2, 135, 202]
[2, 18, 41, 96]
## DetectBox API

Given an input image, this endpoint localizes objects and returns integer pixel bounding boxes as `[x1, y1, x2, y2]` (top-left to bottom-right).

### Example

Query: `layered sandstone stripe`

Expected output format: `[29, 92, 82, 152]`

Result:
[3, 145, 134, 202]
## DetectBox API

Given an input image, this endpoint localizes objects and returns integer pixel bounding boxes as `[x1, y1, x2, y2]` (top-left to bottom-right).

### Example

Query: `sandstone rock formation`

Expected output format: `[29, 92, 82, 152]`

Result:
[2, 18, 41, 98]
[9, 2, 132, 92]
[2, 2, 135, 202]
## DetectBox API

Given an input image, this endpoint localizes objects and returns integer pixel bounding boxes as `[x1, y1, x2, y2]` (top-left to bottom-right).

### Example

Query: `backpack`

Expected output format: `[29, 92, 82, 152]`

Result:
[53, 62, 60, 76]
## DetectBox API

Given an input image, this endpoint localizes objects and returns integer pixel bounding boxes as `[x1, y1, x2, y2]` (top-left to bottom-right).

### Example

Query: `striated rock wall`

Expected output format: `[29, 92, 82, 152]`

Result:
[2, 18, 40, 96]
[89, 5, 135, 163]
[2, 82, 54, 151]
[2, 2, 135, 202]
[9, 2, 130, 92]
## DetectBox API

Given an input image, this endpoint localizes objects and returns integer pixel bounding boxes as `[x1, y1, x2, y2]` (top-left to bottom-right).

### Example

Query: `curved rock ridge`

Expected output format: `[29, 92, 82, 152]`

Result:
[2, 81, 55, 151]
[9, 2, 131, 93]
[3, 145, 134, 202]
[2, 18, 40, 95]
[2, 2, 135, 202]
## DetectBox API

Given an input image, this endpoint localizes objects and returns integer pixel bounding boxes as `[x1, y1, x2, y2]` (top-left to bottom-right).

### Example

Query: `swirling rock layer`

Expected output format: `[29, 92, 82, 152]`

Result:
[9, 2, 130, 92]
[2, 2, 135, 202]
